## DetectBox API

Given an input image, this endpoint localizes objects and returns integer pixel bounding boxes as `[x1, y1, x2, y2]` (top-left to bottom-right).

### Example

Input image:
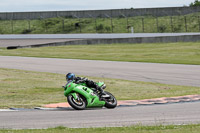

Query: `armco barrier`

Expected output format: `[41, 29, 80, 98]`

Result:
[11, 34, 200, 49]
[1, 6, 200, 20]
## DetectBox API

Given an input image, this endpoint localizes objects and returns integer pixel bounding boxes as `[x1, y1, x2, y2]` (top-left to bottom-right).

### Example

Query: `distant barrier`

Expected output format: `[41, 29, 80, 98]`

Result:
[0, 6, 200, 20]
[12, 34, 200, 49]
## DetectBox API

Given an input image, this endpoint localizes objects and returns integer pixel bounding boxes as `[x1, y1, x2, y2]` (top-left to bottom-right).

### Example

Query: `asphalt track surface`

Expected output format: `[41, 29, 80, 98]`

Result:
[1, 33, 200, 39]
[0, 39, 80, 48]
[0, 102, 200, 129]
[0, 56, 200, 87]
[1, 33, 200, 47]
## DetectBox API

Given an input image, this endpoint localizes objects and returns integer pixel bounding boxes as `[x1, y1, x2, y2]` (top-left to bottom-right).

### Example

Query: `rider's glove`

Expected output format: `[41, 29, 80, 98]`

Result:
[76, 81, 81, 84]
[62, 86, 66, 90]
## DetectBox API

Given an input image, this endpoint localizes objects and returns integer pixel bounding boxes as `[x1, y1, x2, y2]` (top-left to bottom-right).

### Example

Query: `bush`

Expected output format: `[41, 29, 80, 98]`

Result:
[21, 29, 32, 34]
[173, 24, 183, 32]
[42, 18, 60, 29]
[96, 24, 104, 32]
[190, 0, 200, 7]
[45, 20, 60, 27]
[158, 25, 167, 33]
[105, 26, 111, 32]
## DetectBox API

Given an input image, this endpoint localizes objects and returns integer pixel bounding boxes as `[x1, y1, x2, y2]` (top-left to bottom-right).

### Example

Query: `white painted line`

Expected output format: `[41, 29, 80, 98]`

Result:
[0, 109, 18, 111]
[34, 107, 72, 111]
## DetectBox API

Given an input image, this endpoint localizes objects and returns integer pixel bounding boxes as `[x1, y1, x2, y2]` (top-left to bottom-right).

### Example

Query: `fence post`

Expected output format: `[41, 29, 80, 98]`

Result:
[95, 18, 97, 33]
[184, 16, 187, 32]
[110, 10, 113, 33]
[79, 19, 81, 33]
[198, 16, 200, 32]
[127, 17, 129, 33]
[142, 18, 144, 32]
[170, 16, 173, 32]
[11, 20, 13, 34]
[111, 17, 113, 33]
[28, 20, 31, 31]
[44, 20, 47, 33]
[156, 17, 159, 32]
[62, 19, 65, 31]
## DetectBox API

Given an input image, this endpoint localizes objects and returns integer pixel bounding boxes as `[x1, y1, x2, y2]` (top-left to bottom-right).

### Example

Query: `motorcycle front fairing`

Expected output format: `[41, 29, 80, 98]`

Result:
[64, 82, 105, 108]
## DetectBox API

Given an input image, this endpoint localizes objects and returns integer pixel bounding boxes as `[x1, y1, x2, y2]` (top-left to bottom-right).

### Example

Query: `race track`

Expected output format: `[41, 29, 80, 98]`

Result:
[0, 56, 200, 87]
[0, 34, 200, 129]
[0, 57, 200, 129]
[1, 102, 200, 129]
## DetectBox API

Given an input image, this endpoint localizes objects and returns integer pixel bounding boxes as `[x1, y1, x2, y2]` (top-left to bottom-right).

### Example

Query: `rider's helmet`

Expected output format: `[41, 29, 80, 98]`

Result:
[66, 73, 75, 81]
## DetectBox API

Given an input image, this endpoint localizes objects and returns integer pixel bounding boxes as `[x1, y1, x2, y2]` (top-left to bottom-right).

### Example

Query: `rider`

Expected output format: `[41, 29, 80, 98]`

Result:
[65, 73, 109, 98]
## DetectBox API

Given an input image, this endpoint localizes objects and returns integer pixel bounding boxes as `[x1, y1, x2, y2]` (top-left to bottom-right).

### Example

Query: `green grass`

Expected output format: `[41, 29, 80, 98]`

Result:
[1, 42, 200, 65]
[0, 12, 200, 34]
[1, 124, 200, 133]
[0, 68, 200, 108]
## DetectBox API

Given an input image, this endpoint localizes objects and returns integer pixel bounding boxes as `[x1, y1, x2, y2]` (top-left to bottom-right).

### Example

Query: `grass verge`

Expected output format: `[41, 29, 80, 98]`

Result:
[1, 124, 200, 133]
[1, 42, 200, 65]
[0, 68, 200, 108]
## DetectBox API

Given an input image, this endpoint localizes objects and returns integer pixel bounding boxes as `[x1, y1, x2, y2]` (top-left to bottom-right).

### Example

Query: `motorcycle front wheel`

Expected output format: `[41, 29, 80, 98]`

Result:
[67, 94, 86, 110]
[104, 91, 117, 109]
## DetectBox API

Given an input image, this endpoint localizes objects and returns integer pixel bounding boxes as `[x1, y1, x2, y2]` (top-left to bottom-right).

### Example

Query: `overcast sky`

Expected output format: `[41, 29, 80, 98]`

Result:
[0, 0, 195, 12]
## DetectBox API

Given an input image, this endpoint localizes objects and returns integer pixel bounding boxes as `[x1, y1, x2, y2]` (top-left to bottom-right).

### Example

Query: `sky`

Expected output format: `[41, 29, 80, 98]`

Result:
[0, 0, 196, 12]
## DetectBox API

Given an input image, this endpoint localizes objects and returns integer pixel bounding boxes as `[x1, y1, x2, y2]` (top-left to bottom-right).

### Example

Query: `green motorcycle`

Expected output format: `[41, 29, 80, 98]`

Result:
[63, 81, 117, 110]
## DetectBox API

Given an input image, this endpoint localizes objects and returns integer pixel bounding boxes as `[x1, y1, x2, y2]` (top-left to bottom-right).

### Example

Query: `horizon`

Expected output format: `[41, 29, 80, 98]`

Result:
[0, 6, 195, 13]
[0, 0, 195, 12]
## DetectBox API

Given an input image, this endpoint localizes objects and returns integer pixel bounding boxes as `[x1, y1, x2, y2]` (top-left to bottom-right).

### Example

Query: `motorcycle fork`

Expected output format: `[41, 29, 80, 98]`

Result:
[71, 93, 79, 100]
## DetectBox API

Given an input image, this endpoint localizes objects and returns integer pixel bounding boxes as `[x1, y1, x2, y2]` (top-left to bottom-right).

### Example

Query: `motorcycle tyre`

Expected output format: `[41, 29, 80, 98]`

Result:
[104, 91, 117, 109]
[67, 94, 86, 110]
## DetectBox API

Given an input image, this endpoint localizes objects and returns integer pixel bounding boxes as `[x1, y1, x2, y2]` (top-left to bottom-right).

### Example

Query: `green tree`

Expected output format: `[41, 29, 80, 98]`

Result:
[190, 0, 200, 7]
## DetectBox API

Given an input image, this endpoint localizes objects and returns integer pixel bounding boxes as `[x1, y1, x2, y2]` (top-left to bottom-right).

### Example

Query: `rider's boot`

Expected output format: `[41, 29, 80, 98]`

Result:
[100, 91, 110, 98]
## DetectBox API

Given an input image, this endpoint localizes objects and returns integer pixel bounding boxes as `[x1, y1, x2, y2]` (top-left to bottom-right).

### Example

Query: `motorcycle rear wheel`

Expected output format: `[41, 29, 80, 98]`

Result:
[67, 94, 86, 110]
[104, 91, 117, 109]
